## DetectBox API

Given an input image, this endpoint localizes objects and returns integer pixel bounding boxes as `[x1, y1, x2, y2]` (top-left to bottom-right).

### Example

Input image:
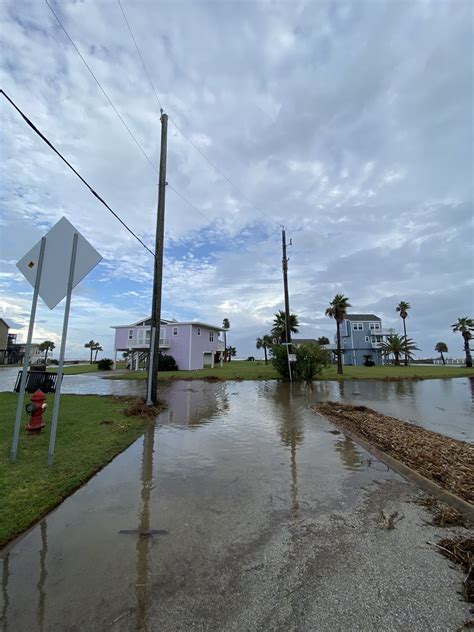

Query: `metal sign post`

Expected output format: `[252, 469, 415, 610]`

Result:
[11, 237, 47, 462]
[13, 217, 102, 463]
[47, 233, 78, 466]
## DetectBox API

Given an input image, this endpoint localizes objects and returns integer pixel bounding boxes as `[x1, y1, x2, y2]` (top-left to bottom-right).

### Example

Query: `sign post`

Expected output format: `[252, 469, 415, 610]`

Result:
[47, 232, 78, 465]
[11, 237, 47, 462]
[14, 217, 102, 463]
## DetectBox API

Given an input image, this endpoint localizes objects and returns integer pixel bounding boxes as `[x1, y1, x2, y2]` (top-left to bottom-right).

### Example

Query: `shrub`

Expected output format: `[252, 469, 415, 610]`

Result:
[158, 354, 178, 371]
[97, 358, 113, 370]
[271, 343, 326, 381]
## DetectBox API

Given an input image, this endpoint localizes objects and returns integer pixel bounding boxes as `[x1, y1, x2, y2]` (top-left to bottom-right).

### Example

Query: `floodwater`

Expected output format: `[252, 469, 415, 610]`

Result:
[1, 368, 472, 441]
[0, 380, 467, 631]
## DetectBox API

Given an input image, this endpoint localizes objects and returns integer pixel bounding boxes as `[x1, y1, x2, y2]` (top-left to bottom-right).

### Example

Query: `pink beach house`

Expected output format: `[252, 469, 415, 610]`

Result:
[111, 318, 225, 370]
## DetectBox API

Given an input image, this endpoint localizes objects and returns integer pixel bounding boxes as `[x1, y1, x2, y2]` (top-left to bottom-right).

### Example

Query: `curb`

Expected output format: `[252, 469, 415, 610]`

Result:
[315, 412, 474, 522]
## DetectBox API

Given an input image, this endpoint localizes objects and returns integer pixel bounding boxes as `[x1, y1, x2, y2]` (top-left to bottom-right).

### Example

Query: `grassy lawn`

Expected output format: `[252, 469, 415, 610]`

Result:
[48, 361, 127, 375]
[105, 361, 474, 382]
[0, 392, 158, 548]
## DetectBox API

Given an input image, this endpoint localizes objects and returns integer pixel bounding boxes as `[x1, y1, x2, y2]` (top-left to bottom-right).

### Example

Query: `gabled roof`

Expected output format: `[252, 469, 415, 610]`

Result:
[345, 314, 381, 321]
[0, 318, 11, 328]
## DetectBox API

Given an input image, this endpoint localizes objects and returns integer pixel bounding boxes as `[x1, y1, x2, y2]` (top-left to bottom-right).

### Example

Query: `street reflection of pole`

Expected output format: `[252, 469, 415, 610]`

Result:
[135, 422, 155, 631]
[37, 520, 47, 632]
[1, 554, 9, 632]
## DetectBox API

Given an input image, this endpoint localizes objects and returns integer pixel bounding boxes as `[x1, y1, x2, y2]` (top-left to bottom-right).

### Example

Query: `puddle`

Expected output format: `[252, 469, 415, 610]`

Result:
[1, 380, 399, 631]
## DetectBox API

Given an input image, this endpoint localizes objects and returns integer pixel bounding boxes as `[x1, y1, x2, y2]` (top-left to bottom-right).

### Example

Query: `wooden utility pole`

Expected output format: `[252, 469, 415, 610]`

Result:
[281, 226, 292, 346]
[281, 226, 293, 381]
[146, 111, 168, 406]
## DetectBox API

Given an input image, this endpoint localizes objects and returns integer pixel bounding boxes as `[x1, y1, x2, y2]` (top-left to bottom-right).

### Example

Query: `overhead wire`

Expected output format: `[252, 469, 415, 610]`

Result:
[115, 0, 280, 230]
[44, 0, 158, 175]
[0, 89, 156, 257]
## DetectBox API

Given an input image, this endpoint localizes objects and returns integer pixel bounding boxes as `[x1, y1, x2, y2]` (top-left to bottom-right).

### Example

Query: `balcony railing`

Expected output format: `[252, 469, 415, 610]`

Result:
[126, 337, 170, 349]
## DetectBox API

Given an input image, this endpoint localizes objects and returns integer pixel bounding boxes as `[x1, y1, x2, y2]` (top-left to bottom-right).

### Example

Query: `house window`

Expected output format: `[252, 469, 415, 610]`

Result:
[365, 336, 369, 342]
[370, 323, 381, 330]
[128, 329, 133, 340]
[172, 327, 178, 336]
[209, 331, 214, 342]
[146, 329, 151, 340]
[352, 323, 363, 331]
[371, 336, 376, 343]
[197, 327, 201, 336]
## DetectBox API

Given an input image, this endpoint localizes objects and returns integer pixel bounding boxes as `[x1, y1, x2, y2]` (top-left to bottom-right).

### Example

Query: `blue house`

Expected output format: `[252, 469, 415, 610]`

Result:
[337, 314, 389, 366]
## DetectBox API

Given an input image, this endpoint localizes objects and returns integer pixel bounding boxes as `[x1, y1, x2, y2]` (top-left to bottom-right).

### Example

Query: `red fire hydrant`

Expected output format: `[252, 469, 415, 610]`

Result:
[25, 390, 47, 434]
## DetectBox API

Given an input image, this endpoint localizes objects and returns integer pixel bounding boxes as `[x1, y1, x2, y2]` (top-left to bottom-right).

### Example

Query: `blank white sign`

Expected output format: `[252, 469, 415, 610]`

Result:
[17, 217, 102, 310]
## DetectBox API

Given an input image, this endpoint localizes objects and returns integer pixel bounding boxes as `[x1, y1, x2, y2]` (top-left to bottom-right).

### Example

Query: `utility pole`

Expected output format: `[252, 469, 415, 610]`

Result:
[281, 226, 293, 381]
[146, 111, 168, 406]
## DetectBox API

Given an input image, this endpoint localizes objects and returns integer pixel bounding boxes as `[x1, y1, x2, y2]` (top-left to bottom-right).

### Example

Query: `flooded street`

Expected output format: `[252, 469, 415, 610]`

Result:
[0, 380, 468, 631]
[1, 368, 472, 441]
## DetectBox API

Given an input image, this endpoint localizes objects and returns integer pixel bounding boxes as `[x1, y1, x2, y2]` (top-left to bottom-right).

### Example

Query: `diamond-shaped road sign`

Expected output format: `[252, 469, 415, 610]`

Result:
[16, 217, 102, 309]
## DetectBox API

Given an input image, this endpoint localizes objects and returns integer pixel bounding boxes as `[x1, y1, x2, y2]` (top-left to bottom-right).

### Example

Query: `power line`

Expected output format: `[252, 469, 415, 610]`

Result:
[44, 0, 158, 174]
[1, 89, 155, 257]
[167, 184, 275, 268]
[115, 0, 279, 229]
[117, 0, 163, 111]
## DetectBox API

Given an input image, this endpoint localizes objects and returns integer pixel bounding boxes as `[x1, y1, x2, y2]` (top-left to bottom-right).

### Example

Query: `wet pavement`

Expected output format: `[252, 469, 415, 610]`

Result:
[1, 368, 472, 441]
[0, 380, 469, 631]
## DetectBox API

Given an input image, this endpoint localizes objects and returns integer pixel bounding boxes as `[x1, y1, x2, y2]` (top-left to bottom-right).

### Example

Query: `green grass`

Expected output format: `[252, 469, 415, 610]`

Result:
[105, 360, 474, 382]
[49, 361, 127, 375]
[0, 392, 154, 547]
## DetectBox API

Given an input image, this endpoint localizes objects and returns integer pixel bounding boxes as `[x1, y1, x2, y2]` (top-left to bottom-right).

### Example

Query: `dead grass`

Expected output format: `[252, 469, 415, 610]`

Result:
[414, 495, 467, 527]
[436, 537, 474, 602]
[313, 402, 474, 504]
[123, 397, 166, 419]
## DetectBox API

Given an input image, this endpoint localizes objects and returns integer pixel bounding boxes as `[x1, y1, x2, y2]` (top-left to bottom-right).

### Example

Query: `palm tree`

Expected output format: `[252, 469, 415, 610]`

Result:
[396, 301, 411, 366]
[451, 317, 474, 368]
[379, 334, 419, 366]
[39, 340, 55, 365]
[434, 342, 448, 365]
[93, 344, 103, 362]
[226, 346, 236, 362]
[256, 334, 273, 365]
[271, 311, 299, 344]
[222, 319, 230, 362]
[84, 340, 97, 365]
[317, 336, 330, 346]
[325, 294, 351, 375]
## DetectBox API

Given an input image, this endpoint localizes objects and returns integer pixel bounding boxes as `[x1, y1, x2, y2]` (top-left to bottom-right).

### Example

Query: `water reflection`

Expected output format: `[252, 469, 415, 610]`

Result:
[135, 422, 155, 631]
[274, 384, 304, 517]
[159, 381, 228, 428]
[334, 436, 362, 471]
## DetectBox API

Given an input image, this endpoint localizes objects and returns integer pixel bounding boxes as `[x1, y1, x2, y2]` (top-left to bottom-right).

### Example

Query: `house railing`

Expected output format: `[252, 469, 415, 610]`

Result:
[126, 337, 170, 349]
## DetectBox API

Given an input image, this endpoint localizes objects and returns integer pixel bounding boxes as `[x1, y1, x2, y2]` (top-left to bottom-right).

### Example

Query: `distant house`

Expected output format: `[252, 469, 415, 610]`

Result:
[337, 314, 392, 366]
[0, 318, 42, 365]
[111, 318, 225, 370]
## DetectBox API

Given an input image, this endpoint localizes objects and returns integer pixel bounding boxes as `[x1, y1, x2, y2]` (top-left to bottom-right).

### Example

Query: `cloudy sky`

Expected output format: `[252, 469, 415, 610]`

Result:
[0, 0, 473, 360]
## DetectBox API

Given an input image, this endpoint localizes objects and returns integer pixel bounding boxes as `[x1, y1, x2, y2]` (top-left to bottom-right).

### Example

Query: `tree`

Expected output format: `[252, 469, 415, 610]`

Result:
[38, 340, 55, 365]
[271, 311, 299, 344]
[93, 344, 103, 362]
[317, 336, 330, 346]
[451, 317, 474, 368]
[222, 319, 230, 362]
[271, 343, 326, 381]
[325, 294, 351, 375]
[396, 301, 411, 366]
[379, 334, 419, 366]
[84, 340, 97, 365]
[435, 342, 448, 365]
[256, 335, 273, 365]
[226, 346, 236, 362]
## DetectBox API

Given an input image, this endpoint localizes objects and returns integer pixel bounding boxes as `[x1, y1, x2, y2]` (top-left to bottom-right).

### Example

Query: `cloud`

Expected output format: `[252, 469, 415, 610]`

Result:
[0, 0, 472, 359]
